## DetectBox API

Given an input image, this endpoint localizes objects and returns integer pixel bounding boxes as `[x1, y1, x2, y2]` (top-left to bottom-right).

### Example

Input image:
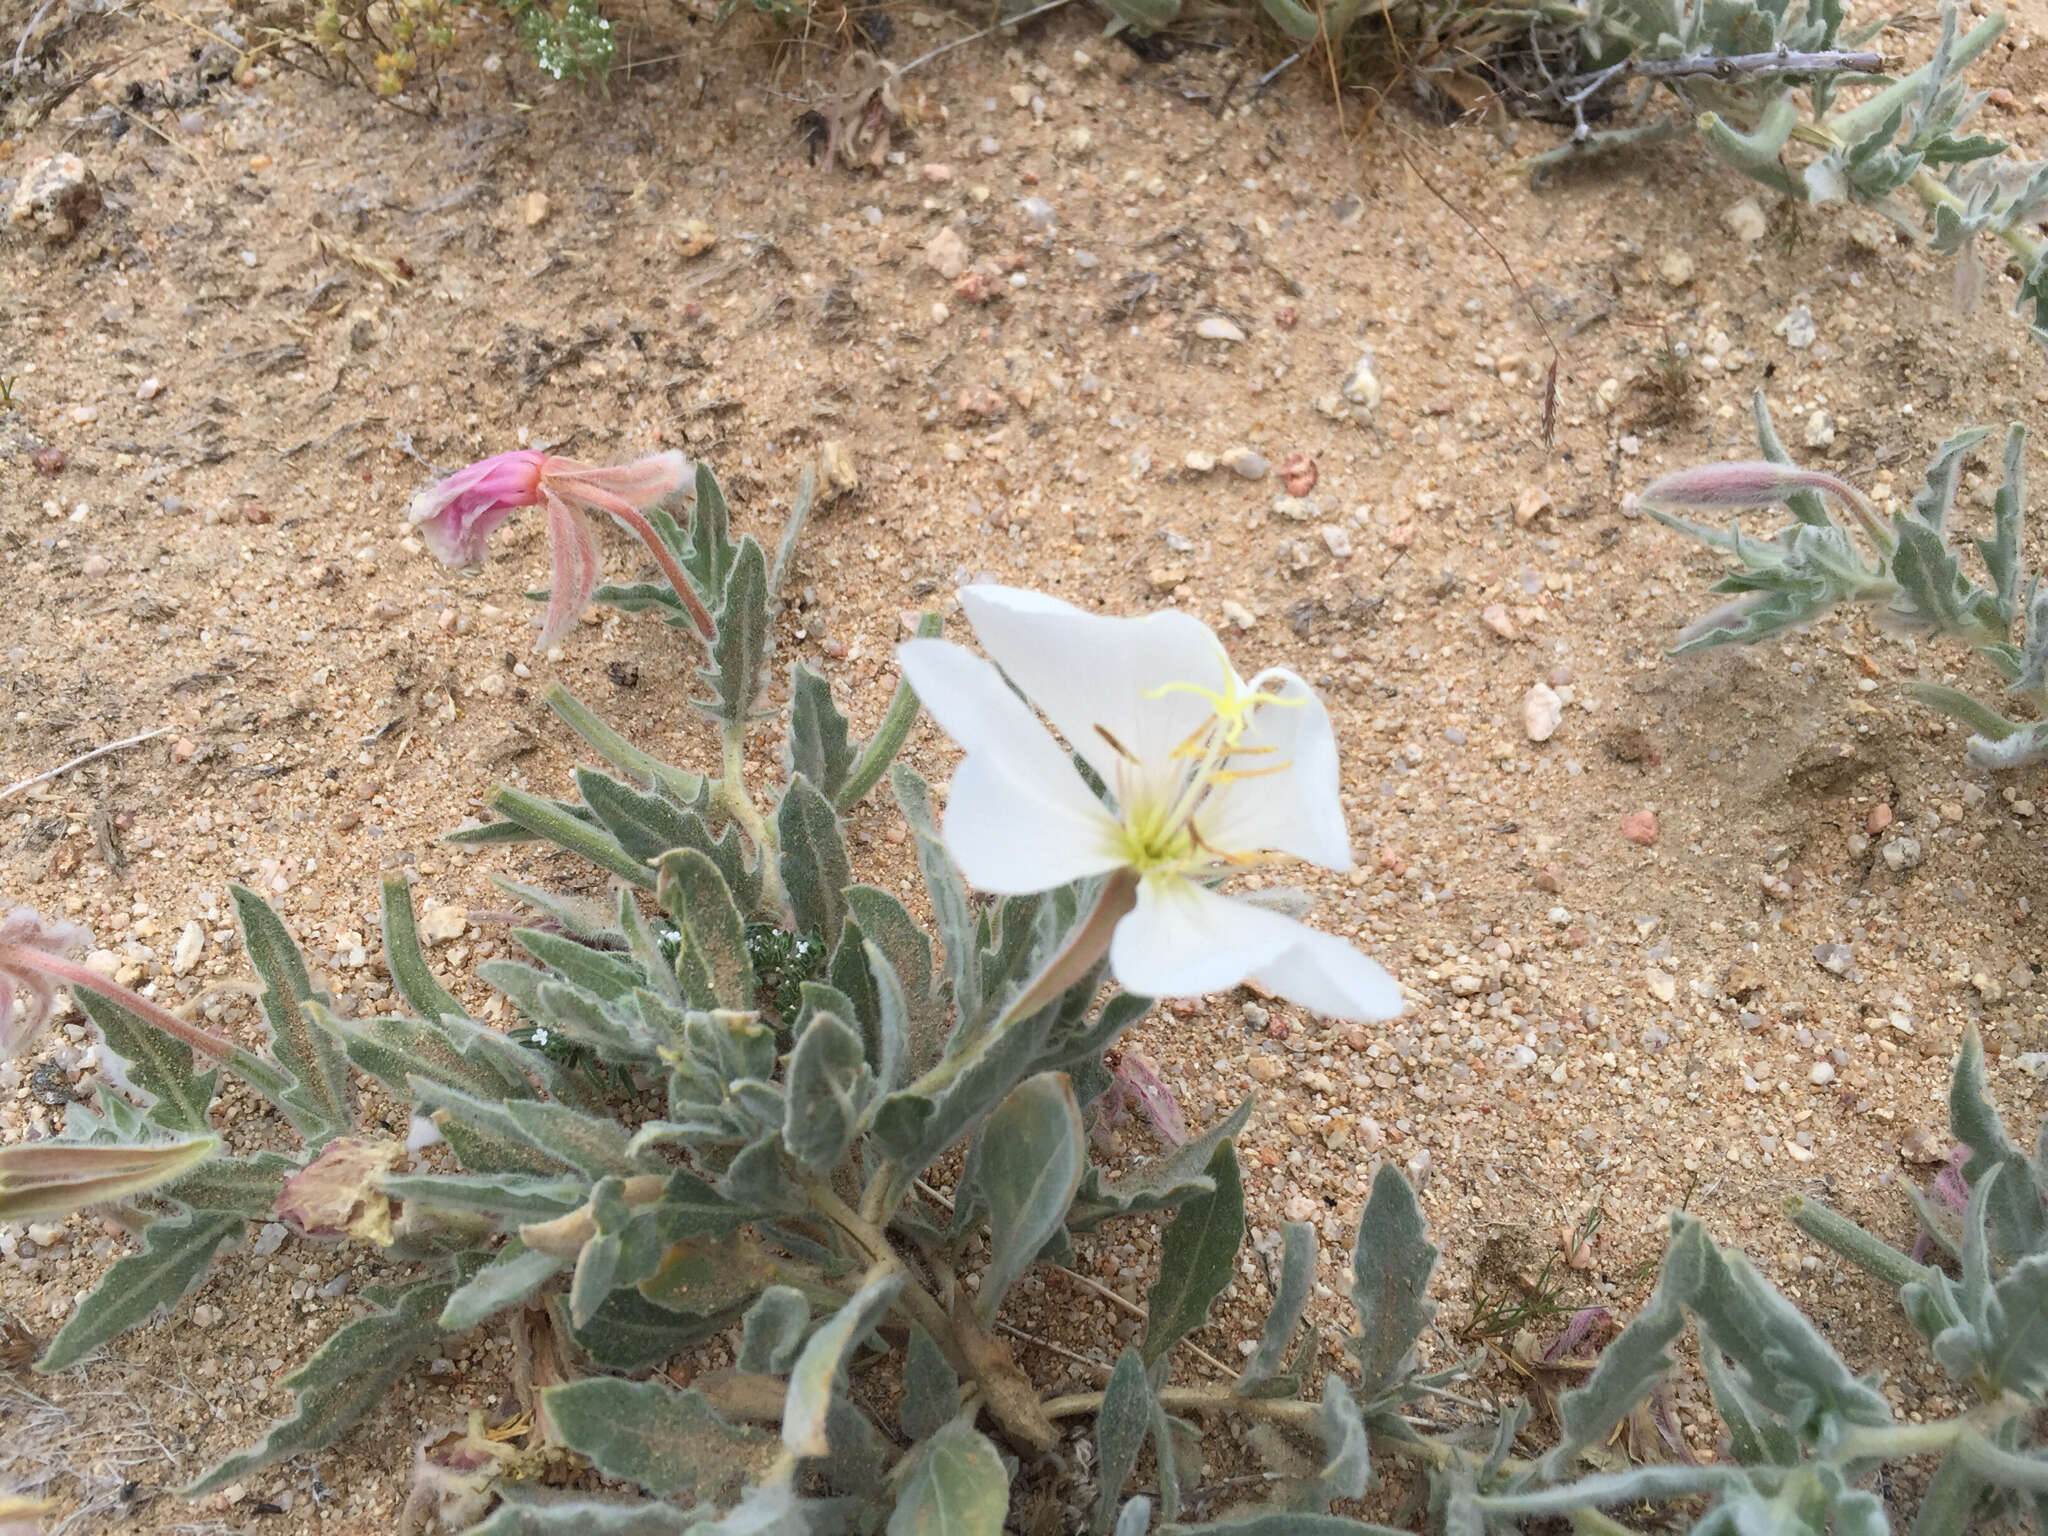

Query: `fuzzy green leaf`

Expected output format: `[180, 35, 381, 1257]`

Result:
[1143, 1139, 1243, 1366]
[787, 664, 857, 806]
[1534, 1240, 1689, 1481]
[892, 765, 977, 1011]
[1347, 1163, 1438, 1401]
[571, 1288, 733, 1371]
[1983, 1250, 2048, 1397]
[738, 1286, 812, 1374]
[465, 1488, 694, 1535]
[870, 997, 1062, 1179]
[442, 1240, 569, 1331]
[901, 1324, 960, 1443]
[490, 785, 657, 890]
[1978, 425, 2030, 624]
[658, 849, 756, 1011]
[546, 1377, 775, 1501]
[188, 1274, 453, 1492]
[73, 988, 217, 1136]
[1237, 1221, 1315, 1393]
[705, 536, 772, 726]
[1950, 1023, 2048, 1262]
[164, 1151, 296, 1217]
[1070, 1098, 1250, 1232]
[328, 1007, 542, 1105]
[846, 885, 941, 1047]
[37, 1209, 241, 1372]
[685, 461, 737, 602]
[1094, 1350, 1153, 1536]
[1675, 1213, 1893, 1441]
[579, 769, 698, 866]
[514, 927, 647, 1001]
[1316, 1378, 1370, 1504]
[837, 612, 941, 812]
[379, 873, 467, 1023]
[888, 1419, 1009, 1536]
[783, 1269, 903, 1457]
[1911, 1446, 1986, 1536]
[778, 774, 852, 951]
[544, 684, 704, 805]
[978, 1072, 1085, 1324]
[782, 1011, 871, 1174]
[232, 884, 350, 1141]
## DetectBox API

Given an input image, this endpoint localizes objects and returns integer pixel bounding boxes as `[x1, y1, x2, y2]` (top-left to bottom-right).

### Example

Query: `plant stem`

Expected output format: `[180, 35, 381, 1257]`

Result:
[1042, 1385, 1320, 1430]
[575, 485, 717, 642]
[715, 724, 787, 916]
[13, 946, 241, 1062]
[834, 611, 941, 813]
[806, 1180, 960, 1361]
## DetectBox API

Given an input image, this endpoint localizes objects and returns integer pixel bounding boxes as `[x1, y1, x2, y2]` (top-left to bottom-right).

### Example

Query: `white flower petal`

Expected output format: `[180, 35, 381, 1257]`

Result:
[1109, 876, 1400, 1024]
[942, 754, 1125, 893]
[1195, 667, 1353, 870]
[1248, 922, 1404, 1024]
[1109, 877, 1295, 999]
[897, 639, 1124, 893]
[959, 585, 1226, 795]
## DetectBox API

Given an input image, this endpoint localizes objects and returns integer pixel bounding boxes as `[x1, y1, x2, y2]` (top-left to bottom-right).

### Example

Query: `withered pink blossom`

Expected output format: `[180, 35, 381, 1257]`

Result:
[406, 449, 710, 648]
[0, 908, 91, 1060]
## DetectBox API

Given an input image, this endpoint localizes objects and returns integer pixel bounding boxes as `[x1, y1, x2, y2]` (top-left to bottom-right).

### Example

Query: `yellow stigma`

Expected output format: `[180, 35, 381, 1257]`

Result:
[1144, 653, 1303, 750]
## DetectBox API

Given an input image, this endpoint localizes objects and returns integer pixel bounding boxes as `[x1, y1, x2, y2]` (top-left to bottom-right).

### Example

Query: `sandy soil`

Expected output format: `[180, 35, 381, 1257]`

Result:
[3, 0, 2048, 1527]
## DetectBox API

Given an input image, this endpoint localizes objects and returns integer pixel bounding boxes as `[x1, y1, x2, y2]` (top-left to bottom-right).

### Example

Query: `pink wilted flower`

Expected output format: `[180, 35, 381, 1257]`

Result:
[406, 449, 711, 649]
[0, 908, 91, 1060]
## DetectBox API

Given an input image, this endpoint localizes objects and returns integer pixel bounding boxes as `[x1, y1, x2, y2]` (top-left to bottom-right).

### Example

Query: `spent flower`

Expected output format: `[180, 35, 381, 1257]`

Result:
[897, 586, 1402, 1024]
[0, 908, 90, 1060]
[407, 448, 709, 648]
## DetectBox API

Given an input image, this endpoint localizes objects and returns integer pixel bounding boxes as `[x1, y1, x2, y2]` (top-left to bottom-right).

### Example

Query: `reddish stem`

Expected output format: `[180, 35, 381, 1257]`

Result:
[5, 946, 239, 1062]
[572, 485, 719, 642]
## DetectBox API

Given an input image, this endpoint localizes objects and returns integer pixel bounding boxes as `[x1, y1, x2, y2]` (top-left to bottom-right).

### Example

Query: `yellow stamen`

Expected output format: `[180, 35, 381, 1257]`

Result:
[1209, 760, 1293, 786]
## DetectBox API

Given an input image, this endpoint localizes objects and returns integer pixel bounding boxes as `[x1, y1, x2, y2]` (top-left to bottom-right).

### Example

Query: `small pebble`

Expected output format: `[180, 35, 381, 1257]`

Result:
[1220, 447, 1269, 480]
[1619, 809, 1658, 846]
[1195, 316, 1246, 343]
[1522, 682, 1563, 743]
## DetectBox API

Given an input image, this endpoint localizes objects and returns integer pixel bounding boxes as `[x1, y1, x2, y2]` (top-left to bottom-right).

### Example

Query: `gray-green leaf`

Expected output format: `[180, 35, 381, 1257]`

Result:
[1237, 1221, 1314, 1393]
[782, 1011, 872, 1174]
[188, 1274, 452, 1492]
[1347, 1163, 1438, 1401]
[783, 1268, 903, 1457]
[1142, 1138, 1243, 1367]
[978, 1072, 1085, 1324]
[777, 774, 852, 951]
[37, 1209, 242, 1373]
[546, 1376, 775, 1501]
[1094, 1350, 1153, 1536]
[888, 1418, 1008, 1536]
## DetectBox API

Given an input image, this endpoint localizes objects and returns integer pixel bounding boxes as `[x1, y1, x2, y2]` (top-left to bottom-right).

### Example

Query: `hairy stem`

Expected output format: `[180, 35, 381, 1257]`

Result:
[11, 946, 240, 1062]
[715, 724, 787, 917]
[835, 611, 941, 813]
[575, 484, 718, 642]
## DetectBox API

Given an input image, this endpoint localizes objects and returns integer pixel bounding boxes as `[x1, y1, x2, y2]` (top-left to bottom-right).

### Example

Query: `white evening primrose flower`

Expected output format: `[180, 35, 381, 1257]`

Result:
[896, 585, 1401, 1024]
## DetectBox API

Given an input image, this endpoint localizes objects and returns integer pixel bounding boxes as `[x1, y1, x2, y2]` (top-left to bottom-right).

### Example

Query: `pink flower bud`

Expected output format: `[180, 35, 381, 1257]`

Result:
[1640, 460, 1859, 512]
